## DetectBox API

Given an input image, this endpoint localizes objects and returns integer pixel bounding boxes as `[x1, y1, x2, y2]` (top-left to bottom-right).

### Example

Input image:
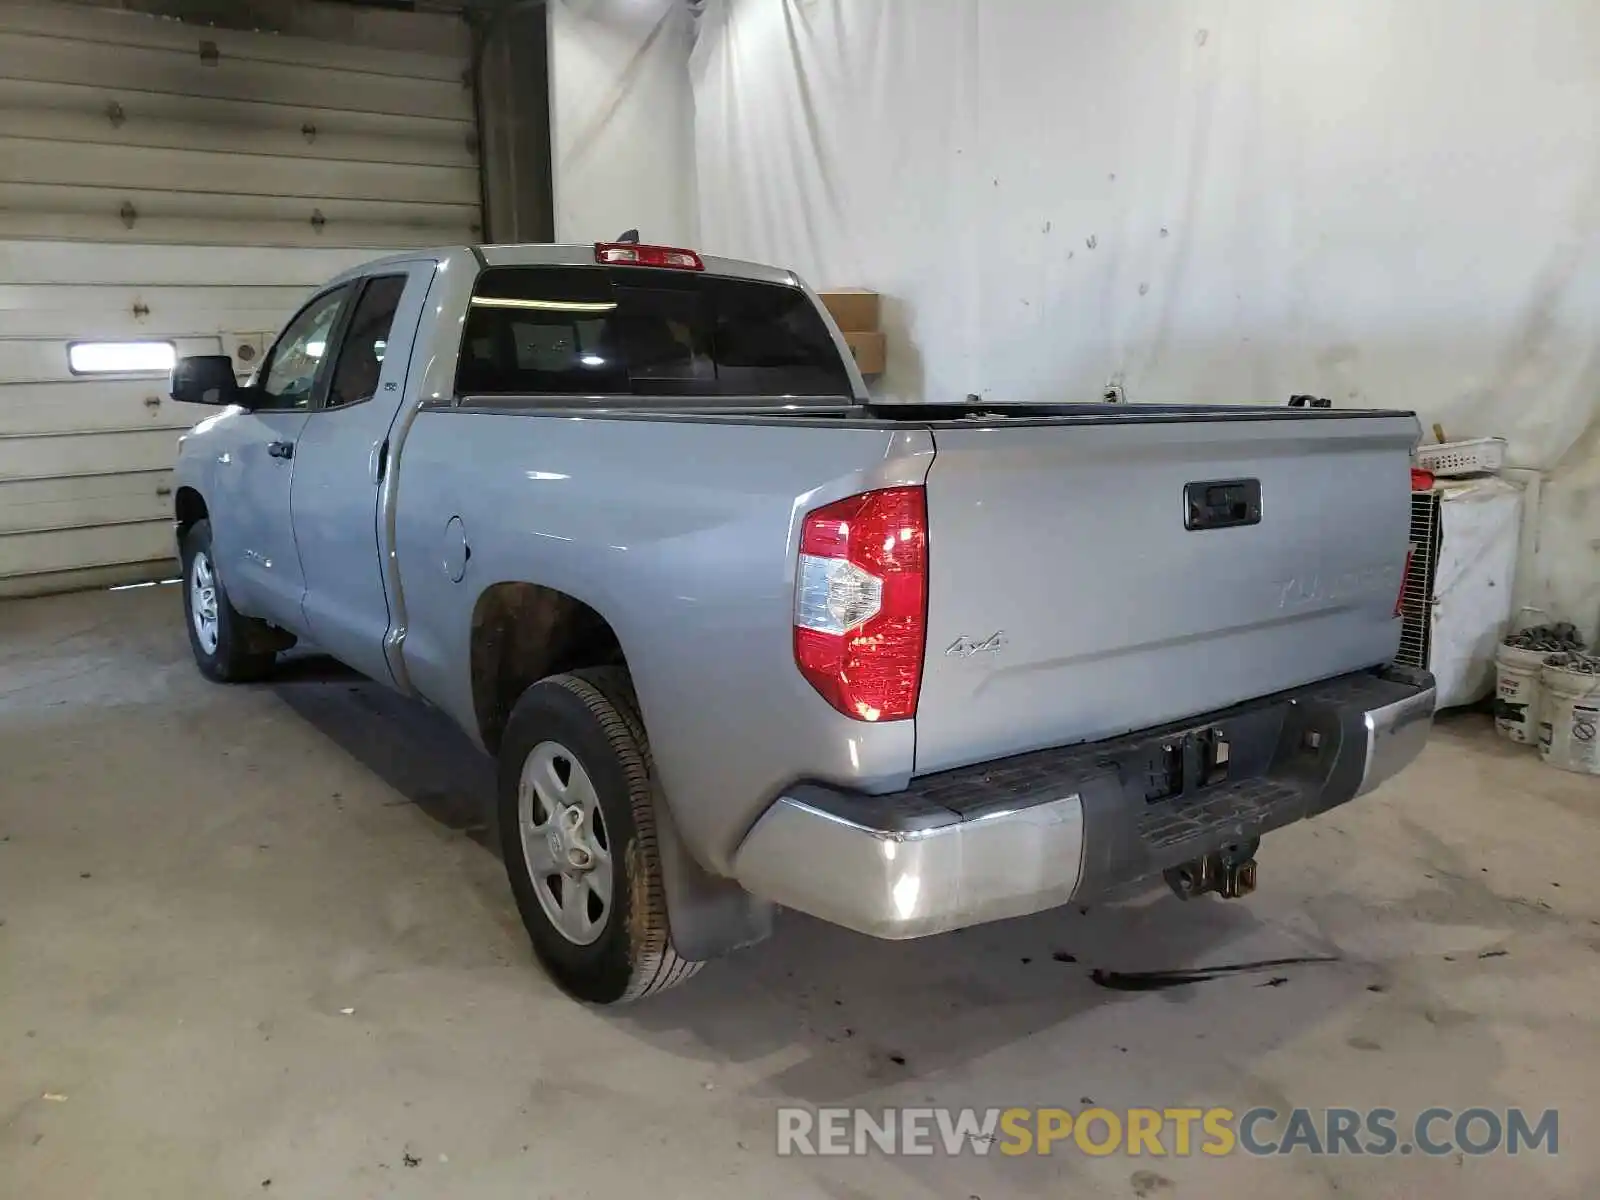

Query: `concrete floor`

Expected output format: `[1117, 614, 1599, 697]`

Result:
[2, 585, 1598, 1199]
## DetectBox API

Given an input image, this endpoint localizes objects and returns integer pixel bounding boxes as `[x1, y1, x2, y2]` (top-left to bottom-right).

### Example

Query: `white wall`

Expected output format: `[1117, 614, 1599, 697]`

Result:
[550, 0, 696, 245]
[691, 0, 1600, 638]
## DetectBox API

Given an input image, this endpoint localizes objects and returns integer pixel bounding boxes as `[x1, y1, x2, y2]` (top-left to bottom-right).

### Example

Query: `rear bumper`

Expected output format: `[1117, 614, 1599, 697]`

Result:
[732, 665, 1435, 939]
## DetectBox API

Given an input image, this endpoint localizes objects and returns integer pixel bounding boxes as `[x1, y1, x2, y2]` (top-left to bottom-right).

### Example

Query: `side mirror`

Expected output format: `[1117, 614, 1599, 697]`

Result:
[171, 355, 242, 407]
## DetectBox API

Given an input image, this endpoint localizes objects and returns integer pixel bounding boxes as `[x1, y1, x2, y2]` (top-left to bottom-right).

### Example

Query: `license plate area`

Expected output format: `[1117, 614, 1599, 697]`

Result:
[1135, 727, 1232, 803]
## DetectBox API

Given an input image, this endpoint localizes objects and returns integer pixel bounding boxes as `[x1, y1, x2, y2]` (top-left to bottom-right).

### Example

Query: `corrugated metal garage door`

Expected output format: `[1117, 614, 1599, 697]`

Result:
[0, 0, 479, 597]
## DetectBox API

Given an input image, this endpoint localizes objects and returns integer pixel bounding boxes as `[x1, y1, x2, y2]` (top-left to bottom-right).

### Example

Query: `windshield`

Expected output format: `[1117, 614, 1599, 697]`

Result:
[456, 266, 852, 399]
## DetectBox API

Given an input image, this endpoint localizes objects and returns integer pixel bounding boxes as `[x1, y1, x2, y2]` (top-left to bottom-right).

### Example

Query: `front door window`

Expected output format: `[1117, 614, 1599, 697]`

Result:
[258, 288, 350, 411]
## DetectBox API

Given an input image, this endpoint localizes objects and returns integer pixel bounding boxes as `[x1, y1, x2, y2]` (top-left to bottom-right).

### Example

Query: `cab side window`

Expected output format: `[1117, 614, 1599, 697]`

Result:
[326, 275, 407, 410]
[257, 287, 351, 411]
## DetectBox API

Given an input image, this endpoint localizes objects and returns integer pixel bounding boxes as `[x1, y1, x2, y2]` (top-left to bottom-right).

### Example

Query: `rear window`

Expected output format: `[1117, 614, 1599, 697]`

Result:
[455, 266, 851, 398]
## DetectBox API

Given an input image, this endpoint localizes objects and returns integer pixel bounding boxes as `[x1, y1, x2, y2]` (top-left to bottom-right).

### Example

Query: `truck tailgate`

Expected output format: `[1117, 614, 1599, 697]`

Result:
[914, 410, 1419, 774]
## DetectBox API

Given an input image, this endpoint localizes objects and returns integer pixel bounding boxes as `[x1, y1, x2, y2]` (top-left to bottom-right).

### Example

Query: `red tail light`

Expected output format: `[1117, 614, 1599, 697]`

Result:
[595, 242, 705, 270]
[794, 486, 928, 721]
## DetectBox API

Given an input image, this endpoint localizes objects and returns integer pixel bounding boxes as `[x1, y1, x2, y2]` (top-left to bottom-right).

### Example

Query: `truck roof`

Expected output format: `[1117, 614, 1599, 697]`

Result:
[329, 243, 798, 288]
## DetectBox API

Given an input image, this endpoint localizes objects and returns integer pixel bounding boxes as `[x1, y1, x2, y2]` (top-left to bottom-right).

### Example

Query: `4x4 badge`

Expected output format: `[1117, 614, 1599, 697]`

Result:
[946, 632, 1006, 658]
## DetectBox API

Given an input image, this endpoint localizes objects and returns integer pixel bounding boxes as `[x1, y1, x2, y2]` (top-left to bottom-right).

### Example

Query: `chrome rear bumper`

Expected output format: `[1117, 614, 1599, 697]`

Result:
[733, 666, 1435, 939]
[1357, 669, 1437, 796]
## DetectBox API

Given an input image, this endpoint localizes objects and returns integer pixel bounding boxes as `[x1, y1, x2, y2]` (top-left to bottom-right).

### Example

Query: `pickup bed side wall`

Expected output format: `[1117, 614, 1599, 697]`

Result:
[392, 411, 936, 875]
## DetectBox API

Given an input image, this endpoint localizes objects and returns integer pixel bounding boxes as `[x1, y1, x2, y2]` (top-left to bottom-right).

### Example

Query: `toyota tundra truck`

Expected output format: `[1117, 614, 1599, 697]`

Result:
[169, 241, 1436, 1003]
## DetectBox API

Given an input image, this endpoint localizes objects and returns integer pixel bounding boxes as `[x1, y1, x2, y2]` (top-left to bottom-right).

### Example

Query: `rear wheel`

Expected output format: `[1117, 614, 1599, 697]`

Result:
[179, 519, 278, 683]
[497, 668, 700, 1003]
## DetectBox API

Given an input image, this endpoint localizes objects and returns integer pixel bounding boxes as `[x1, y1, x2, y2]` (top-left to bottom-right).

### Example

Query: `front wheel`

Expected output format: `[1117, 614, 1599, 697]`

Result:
[179, 519, 278, 683]
[497, 668, 700, 1003]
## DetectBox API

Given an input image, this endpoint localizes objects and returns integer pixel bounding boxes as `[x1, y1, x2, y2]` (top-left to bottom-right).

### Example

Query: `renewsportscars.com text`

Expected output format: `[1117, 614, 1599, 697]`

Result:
[776, 1105, 1558, 1158]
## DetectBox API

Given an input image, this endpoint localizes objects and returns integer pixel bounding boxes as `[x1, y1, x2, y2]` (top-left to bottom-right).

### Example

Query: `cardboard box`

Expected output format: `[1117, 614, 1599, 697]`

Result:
[818, 288, 881, 333]
[842, 329, 886, 375]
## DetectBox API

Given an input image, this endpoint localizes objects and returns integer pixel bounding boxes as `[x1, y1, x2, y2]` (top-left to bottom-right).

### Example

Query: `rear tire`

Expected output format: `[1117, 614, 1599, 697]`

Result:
[497, 667, 701, 1003]
[179, 519, 278, 683]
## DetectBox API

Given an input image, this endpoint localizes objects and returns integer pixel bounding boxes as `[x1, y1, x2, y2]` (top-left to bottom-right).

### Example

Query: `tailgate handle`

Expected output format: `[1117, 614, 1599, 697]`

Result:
[1185, 479, 1261, 530]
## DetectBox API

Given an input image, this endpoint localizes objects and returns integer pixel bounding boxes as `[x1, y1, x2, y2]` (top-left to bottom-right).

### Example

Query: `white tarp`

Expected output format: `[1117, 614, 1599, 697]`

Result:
[551, 0, 697, 246]
[690, 0, 1600, 638]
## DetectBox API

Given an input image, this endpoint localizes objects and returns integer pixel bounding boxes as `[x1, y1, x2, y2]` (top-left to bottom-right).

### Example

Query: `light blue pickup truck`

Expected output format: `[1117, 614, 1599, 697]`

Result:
[170, 241, 1435, 1003]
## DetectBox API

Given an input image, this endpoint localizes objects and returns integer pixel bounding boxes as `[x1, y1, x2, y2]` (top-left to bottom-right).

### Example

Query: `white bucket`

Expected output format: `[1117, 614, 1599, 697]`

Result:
[1538, 656, 1600, 775]
[1494, 643, 1548, 744]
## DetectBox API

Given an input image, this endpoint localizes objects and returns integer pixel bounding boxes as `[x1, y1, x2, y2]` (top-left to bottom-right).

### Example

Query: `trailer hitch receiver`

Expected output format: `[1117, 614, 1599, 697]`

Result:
[1164, 839, 1260, 901]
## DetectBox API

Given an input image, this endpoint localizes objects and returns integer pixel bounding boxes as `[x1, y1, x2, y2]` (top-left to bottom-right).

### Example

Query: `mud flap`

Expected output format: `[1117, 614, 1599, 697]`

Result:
[653, 792, 774, 962]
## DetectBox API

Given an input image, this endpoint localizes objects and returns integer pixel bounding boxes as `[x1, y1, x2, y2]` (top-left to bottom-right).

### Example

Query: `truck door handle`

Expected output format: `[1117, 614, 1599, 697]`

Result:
[267, 440, 295, 460]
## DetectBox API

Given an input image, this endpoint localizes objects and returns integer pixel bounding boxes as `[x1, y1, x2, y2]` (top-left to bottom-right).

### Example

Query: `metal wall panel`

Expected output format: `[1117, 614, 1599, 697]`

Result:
[0, 519, 175, 581]
[0, 240, 400, 285]
[0, 284, 310, 339]
[0, 0, 480, 593]
[0, 469, 173, 535]
[0, 1, 478, 247]
[0, 379, 211, 436]
[5, 76, 476, 166]
[0, 428, 185, 480]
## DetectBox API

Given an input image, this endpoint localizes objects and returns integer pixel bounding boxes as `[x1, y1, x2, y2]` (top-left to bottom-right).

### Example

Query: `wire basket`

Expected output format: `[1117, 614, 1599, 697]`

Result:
[1415, 437, 1506, 477]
